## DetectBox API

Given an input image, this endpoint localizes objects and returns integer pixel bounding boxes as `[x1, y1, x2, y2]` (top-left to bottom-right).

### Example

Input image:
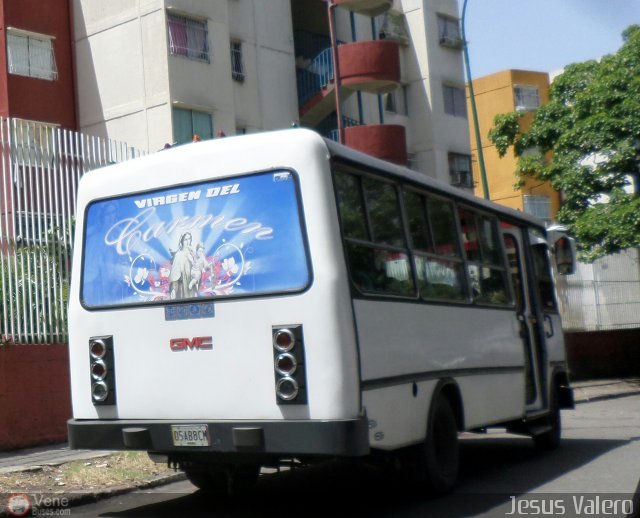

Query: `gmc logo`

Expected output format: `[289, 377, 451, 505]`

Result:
[170, 336, 213, 351]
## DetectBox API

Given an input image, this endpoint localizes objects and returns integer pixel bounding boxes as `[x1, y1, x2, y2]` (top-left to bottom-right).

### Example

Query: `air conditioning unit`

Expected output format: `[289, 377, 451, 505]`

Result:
[450, 171, 472, 188]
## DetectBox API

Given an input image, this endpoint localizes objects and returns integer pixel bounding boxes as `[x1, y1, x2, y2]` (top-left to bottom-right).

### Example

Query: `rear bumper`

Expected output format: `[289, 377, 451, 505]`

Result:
[68, 417, 370, 457]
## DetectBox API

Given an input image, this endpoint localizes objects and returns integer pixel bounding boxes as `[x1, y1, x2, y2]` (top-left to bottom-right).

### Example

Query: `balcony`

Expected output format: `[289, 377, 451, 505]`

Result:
[334, 0, 392, 17]
[338, 40, 401, 95]
[343, 124, 407, 165]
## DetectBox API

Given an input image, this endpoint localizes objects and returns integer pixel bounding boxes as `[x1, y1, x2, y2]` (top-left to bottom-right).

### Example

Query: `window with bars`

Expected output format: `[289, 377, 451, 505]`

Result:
[167, 14, 210, 62]
[230, 41, 245, 82]
[523, 195, 552, 223]
[442, 84, 467, 118]
[172, 107, 213, 145]
[514, 85, 540, 112]
[7, 32, 58, 80]
[437, 15, 462, 49]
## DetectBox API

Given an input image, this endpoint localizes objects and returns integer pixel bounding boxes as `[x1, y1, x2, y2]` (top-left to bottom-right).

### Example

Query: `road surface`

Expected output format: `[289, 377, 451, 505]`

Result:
[71, 394, 640, 517]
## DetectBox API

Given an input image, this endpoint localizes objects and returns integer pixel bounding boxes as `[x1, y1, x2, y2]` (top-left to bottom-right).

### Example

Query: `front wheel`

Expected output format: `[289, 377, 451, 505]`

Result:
[403, 394, 459, 495]
[533, 386, 561, 450]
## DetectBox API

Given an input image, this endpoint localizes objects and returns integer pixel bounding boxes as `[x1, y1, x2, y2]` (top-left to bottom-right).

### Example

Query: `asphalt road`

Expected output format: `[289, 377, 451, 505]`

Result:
[71, 394, 640, 517]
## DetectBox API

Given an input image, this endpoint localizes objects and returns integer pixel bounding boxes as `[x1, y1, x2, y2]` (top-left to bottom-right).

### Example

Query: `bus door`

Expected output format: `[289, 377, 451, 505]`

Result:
[502, 228, 545, 412]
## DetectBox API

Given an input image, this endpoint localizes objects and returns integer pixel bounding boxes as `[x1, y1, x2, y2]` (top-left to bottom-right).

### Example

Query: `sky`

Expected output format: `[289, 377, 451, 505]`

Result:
[464, 0, 640, 78]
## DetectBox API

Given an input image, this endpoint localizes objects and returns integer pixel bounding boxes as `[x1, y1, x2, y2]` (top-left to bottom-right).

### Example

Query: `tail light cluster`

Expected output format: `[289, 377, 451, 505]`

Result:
[272, 325, 307, 405]
[89, 336, 116, 406]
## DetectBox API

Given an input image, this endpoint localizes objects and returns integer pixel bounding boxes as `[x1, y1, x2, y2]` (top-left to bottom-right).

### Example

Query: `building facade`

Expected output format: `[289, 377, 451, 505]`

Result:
[467, 69, 560, 223]
[0, 0, 76, 128]
[73, 0, 471, 186]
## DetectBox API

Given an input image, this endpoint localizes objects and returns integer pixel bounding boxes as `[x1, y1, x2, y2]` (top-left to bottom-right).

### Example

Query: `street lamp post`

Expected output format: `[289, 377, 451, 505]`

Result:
[327, 0, 344, 144]
[461, 0, 490, 200]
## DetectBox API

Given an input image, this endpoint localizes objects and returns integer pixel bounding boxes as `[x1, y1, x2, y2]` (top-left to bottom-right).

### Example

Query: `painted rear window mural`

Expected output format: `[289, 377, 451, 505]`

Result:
[81, 170, 309, 308]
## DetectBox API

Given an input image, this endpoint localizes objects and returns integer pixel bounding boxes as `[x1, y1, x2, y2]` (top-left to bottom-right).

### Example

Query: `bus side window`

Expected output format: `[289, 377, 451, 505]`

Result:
[334, 170, 415, 297]
[458, 208, 511, 306]
[531, 244, 557, 311]
[334, 172, 367, 240]
[404, 191, 466, 301]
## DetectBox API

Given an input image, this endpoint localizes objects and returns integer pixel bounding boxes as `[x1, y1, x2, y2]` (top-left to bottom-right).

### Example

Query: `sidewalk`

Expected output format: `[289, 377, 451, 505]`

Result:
[572, 377, 640, 403]
[0, 378, 638, 510]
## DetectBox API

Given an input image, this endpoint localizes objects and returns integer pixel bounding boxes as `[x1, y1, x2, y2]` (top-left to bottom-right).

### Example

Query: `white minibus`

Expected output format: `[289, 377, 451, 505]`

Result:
[68, 129, 574, 494]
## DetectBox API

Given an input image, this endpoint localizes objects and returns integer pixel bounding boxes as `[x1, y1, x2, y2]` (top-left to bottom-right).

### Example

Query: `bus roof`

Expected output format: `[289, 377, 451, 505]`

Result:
[323, 134, 547, 232]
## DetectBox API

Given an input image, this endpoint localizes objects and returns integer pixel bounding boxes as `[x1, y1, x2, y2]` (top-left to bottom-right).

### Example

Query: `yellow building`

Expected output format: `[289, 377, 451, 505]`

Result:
[467, 70, 560, 223]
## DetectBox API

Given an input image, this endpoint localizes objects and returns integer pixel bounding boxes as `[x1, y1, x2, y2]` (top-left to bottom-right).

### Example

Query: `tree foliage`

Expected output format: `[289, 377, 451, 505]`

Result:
[488, 25, 640, 261]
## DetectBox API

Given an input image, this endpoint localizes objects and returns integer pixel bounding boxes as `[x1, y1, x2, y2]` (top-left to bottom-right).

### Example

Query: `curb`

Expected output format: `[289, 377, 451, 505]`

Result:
[0, 472, 187, 517]
[574, 389, 640, 405]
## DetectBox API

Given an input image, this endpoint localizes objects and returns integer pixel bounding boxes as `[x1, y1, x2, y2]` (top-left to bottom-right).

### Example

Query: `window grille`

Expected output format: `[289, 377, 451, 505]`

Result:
[514, 85, 540, 112]
[230, 41, 245, 82]
[7, 32, 58, 80]
[167, 14, 210, 62]
[437, 15, 462, 49]
[523, 195, 551, 223]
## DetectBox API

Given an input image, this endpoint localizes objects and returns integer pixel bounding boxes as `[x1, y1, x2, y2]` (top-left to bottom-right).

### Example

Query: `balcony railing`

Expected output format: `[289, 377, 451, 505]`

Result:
[296, 47, 334, 108]
[323, 116, 361, 142]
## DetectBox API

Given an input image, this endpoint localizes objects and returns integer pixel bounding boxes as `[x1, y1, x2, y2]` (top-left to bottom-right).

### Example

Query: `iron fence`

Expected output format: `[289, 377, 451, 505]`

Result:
[556, 278, 640, 332]
[0, 118, 145, 344]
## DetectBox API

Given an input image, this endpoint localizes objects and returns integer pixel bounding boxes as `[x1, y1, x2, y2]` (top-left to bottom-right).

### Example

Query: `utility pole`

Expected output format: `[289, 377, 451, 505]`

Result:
[461, 0, 490, 200]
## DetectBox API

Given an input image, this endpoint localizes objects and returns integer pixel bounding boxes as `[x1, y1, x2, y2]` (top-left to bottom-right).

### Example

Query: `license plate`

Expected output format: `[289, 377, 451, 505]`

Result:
[171, 424, 210, 447]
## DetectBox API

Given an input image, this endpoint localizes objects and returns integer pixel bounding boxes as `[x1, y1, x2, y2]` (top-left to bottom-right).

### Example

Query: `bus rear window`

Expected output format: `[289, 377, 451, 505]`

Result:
[81, 170, 310, 308]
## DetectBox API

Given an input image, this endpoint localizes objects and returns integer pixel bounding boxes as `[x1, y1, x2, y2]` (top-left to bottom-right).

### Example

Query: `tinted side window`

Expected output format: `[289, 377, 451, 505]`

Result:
[429, 198, 459, 257]
[531, 244, 557, 311]
[362, 177, 405, 247]
[335, 170, 415, 297]
[334, 173, 367, 240]
[458, 207, 511, 306]
[403, 191, 432, 253]
[405, 190, 466, 302]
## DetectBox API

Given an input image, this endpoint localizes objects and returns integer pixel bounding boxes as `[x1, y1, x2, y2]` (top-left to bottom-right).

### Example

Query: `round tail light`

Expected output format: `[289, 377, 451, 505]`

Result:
[276, 377, 299, 401]
[90, 339, 107, 359]
[274, 353, 297, 376]
[91, 360, 107, 381]
[91, 381, 109, 402]
[273, 329, 295, 352]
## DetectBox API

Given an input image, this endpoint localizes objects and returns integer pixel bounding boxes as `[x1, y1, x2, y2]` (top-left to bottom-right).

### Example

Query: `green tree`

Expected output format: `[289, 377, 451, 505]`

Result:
[488, 25, 640, 261]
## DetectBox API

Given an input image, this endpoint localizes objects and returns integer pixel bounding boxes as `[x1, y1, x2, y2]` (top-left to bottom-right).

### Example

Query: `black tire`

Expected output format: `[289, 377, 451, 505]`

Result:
[534, 386, 561, 450]
[185, 468, 228, 496]
[227, 465, 260, 497]
[185, 464, 260, 497]
[404, 393, 459, 495]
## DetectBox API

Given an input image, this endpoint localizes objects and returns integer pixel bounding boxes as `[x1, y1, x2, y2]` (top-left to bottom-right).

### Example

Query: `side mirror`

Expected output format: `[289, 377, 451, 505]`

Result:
[553, 236, 576, 275]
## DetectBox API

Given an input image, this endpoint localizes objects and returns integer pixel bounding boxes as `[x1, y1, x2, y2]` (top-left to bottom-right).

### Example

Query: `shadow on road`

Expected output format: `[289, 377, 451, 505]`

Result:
[96, 435, 636, 517]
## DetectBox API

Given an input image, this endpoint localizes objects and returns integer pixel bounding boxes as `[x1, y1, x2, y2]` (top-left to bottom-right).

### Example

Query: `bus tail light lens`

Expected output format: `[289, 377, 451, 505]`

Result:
[274, 353, 297, 376]
[89, 336, 116, 405]
[276, 377, 299, 401]
[272, 325, 307, 405]
[273, 329, 295, 352]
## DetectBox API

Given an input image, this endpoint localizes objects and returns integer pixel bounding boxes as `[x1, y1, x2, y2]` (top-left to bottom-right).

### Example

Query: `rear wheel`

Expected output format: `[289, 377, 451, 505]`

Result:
[403, 393, 459, 495]
[185, 464, 260, 496]
[533, 385, 561, 450]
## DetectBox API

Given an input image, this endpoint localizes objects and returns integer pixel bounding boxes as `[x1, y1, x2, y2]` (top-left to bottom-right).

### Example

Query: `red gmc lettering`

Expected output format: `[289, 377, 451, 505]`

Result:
[169, 337, 213, 351]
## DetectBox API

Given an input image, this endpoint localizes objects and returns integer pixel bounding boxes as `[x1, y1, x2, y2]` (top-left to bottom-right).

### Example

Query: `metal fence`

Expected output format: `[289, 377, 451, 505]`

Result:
[0, 118, 145, 344]
[556, 249, 640, 332]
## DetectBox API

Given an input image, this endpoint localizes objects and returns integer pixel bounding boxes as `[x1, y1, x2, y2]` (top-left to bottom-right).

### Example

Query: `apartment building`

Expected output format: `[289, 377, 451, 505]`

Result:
[73, 0, 471, 186]
[466, 69, 561, 223]
[0, 0, 76, 128]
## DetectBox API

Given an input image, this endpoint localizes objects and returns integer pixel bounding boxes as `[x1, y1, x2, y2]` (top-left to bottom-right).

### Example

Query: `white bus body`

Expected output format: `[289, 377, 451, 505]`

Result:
[68, 129, 573, 493]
